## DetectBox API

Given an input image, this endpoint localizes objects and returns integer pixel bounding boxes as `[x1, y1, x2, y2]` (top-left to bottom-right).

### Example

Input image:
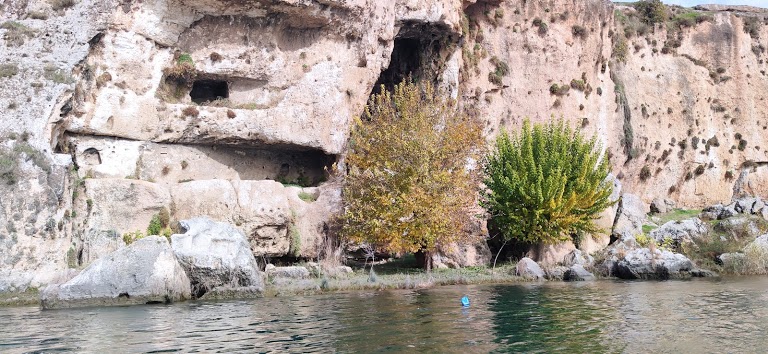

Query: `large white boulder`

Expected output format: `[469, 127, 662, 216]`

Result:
[171, 217, 264, 298]
[614, 247, 694, 280]
[612, 194, 649, 241]
[515, 257, 546, 280]
[41, 236, 191, 309]
[649, 218, 708, 246]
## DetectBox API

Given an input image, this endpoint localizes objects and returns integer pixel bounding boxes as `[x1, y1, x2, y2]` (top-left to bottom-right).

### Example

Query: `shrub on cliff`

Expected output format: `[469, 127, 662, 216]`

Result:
[147, 208, 172, 239]
[572, 25, 588, 40]
[163, 53, 197, 86]
[482, 119, 614, 244]
[341, 80, 483, 269]
[743, 16, 761, 40]
[633, 0, 667, 25]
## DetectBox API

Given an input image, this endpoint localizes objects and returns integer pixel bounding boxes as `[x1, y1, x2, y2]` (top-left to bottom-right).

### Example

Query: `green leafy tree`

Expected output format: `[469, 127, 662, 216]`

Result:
[634, 0, 667, 25]
[341, 80, 484, 269]
[482, 119, 613, 244]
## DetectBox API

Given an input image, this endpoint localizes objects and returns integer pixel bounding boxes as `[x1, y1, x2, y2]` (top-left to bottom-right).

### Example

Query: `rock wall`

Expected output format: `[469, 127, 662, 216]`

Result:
[1, 0, 767, 290]
[611, 8, 768, 207]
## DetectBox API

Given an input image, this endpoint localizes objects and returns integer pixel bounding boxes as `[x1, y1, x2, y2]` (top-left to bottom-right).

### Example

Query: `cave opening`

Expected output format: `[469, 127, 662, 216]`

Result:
[190, 79, 229, 104]
[270, 148, 336, 187]
[191, 283, 209, 299]
[371, 22, 456, 95]
[373, 38, 424, 94]
[82, 147, 102, 165]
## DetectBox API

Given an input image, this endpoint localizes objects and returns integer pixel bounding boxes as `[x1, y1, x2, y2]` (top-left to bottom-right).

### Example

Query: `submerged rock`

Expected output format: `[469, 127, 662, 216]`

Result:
[199, 286, 263, 300]
[171, 217, 264, 298]
[41, 236, 191, 309]
[690, 268, 718, 277]
[563, 265, 596, 281]
[515, 257, 546, 280]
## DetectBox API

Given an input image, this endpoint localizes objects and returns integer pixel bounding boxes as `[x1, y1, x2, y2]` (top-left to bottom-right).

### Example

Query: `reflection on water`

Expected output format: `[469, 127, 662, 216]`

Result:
[2, 277, 768, 353]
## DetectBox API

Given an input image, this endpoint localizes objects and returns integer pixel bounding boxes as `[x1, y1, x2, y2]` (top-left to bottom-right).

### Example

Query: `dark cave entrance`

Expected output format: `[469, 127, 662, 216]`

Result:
[486, 220, 533, 265]
[373, 38, 424, 94]
[371, 22, 457, 95]
[190, 79, 229, 104]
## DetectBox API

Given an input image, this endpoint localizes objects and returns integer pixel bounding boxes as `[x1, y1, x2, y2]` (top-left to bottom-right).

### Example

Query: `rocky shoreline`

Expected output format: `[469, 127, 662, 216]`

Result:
[1, 192, 767, 309]
[2, 0, 768, 310]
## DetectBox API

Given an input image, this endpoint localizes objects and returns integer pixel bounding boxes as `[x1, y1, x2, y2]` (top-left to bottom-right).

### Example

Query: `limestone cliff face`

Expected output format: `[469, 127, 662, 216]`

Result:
[459, 1, 768, 208]
[0, 0, 766, 290]
[611, 10, 768, 207]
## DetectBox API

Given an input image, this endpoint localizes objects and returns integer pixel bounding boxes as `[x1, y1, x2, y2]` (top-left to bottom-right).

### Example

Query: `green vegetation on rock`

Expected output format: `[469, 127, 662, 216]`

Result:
[146, 207, 172, 239]
[482, 119, 614, 245]
[122, 230, 145, 245]
[298, 191, 317, 202]
[633, 0, 667, 25]
[1, 21, 36, 47]
[0, 63, 19, 78]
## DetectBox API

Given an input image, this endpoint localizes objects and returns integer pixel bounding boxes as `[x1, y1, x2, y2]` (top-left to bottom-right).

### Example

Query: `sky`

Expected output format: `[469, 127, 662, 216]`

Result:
[614, 0, 768, 8]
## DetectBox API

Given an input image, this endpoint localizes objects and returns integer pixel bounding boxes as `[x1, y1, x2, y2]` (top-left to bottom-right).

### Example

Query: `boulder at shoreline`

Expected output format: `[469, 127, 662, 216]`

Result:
[41, 236, 191, 309]
[172, 217, 265, 298]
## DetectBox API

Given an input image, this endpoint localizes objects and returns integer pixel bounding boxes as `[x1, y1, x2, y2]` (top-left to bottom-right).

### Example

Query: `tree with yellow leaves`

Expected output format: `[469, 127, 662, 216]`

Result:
[341, 80, 484, 269]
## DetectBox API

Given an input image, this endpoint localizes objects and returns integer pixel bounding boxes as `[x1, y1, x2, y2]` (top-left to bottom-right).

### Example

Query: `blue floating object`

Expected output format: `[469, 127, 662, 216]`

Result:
[461, 295, 470, 307]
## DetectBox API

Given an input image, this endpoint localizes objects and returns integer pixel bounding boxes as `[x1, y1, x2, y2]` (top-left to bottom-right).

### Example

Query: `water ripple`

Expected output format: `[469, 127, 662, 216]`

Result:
[2, 277, 768, 352]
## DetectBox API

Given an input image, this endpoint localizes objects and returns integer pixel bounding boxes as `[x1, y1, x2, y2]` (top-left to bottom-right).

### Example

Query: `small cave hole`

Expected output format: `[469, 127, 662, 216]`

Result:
[190, 79, 229, 104]
[53, 141, 66, 154]
[191, 283, 208, 299]
[82, 148, 102, 165]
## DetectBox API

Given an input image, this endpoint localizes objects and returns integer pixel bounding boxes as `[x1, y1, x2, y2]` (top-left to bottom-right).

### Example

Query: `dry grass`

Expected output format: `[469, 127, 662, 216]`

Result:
[1, 21, 36, 47]
[95, 72, 112, 88]
[182, 106, 199, 117]
[680, 216, 768, 274]
[27, 11, 48, 20]
[0, 63, 19, 78]
[0, 288, 39, 307]
[163, 62, 197, 86]
[49, 0, 76, 11]
[43, 65, 72, 84]
[263, 263, 525, 297]
[719, 244, 768, 275]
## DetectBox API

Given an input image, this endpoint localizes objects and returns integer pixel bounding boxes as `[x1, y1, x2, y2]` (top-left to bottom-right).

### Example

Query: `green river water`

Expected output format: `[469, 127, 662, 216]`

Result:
[2, 277, 768, 353]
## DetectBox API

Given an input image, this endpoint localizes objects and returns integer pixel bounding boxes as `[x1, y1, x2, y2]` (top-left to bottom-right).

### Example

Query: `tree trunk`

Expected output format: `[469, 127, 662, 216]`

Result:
[415, 250, 433, 271]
